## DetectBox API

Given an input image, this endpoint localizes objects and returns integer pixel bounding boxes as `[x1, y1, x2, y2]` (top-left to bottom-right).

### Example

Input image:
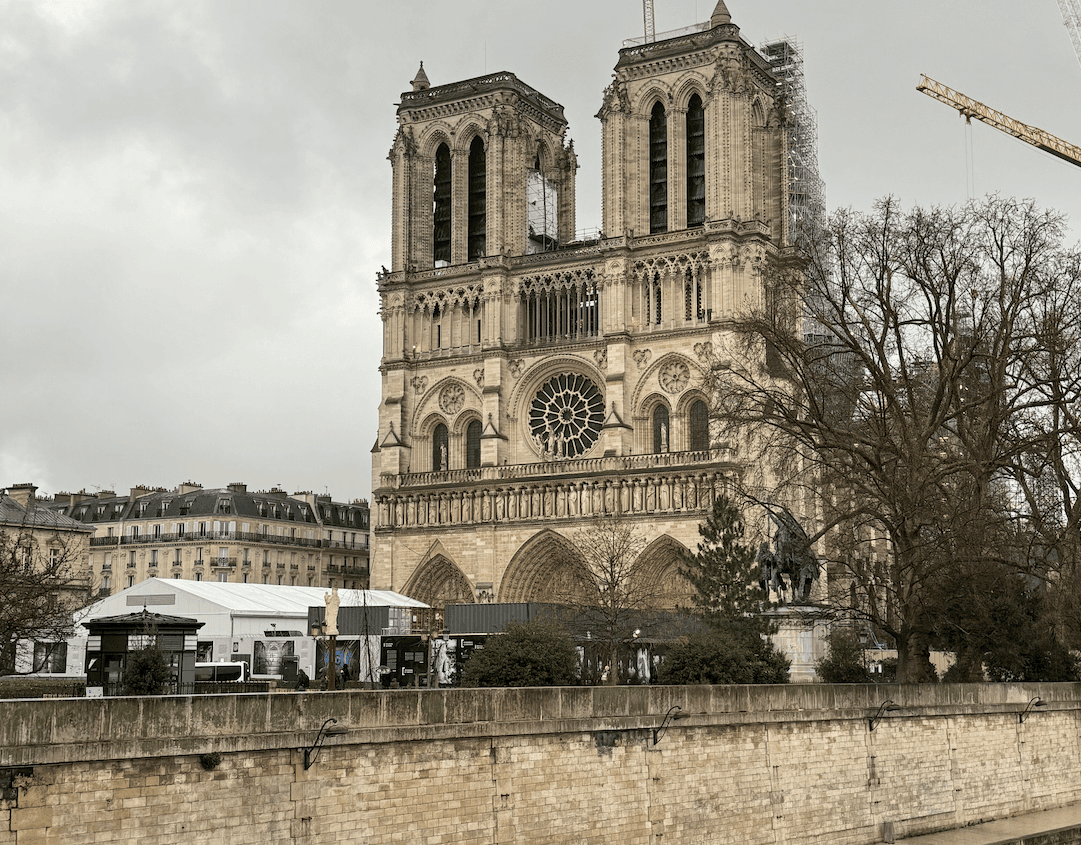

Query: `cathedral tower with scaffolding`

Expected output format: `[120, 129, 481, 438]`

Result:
[371, 2, 816, 617]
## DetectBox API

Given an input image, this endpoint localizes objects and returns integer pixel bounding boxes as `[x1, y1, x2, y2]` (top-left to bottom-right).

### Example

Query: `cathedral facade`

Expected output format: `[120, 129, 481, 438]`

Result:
[371, 2, 791, 612]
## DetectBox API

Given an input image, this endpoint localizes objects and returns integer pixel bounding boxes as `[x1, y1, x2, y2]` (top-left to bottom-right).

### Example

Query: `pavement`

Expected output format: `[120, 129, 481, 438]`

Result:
[895, 804, 1081, 844]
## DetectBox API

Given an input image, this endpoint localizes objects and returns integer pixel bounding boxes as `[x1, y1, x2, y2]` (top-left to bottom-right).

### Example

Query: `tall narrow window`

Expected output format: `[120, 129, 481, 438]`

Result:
[649, 102, 668, 233]
[433, 143, 451, 266]
[652, 405, 670, 454]
[686, 94, 705, 227]
[433, 423, 449, 472]
[466, 419, 482, 469]
[689, 399, 710, 452]
[467, 136, 486, 260]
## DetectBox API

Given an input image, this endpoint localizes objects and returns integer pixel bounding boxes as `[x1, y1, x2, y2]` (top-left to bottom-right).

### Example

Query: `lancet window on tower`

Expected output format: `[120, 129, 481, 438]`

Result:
[467, 137, 486, 260]
[433, 144, 452, 266]
[686, 94, 705, 227]
[649, 102, 668, 234]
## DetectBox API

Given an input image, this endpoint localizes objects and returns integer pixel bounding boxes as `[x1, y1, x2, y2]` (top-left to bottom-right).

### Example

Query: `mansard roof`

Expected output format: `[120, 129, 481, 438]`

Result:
[52, 485, 367, 528]
[0, 494, 90, 533]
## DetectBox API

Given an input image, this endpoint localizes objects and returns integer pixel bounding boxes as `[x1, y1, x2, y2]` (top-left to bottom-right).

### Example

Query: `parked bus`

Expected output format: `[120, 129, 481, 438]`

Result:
[194, 661, 249, 683]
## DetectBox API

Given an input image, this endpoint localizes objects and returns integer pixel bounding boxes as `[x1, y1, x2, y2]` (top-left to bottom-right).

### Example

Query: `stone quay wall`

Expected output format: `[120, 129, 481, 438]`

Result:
[2, 684, 1079, 845]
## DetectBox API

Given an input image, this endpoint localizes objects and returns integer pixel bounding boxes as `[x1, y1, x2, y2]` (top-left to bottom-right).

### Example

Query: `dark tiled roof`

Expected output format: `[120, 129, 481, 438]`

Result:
[54, 487, 366, 530]
[0, 495, 90, 533]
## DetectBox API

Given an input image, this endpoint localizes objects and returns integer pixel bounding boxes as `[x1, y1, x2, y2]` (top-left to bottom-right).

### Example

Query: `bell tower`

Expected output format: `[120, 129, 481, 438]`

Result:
[388, 67, 578, 274]
[597, 0, 785, 242]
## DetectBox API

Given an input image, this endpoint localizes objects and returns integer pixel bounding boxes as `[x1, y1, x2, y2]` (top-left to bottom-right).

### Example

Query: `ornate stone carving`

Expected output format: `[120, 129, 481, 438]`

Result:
[473, 369, 484, 388]
[593, 348, 608, 371]
[660, 361, 690, 394]
[509, 359, 524, 379]
[439, 383, 465, 415]
[411, 376, 428, 394]
[694, 341, 713, 361]
[633, 349, 652, 369]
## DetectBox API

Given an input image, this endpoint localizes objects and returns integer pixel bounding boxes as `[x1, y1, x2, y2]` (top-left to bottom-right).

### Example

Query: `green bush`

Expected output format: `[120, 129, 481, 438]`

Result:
[460, 620, 579, 687]
[658, 624, 789, 685]
[815, 630, 875, 683]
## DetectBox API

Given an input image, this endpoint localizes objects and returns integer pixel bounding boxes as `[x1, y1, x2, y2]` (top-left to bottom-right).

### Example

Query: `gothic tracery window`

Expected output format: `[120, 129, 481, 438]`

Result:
[528, 373, 604, 459]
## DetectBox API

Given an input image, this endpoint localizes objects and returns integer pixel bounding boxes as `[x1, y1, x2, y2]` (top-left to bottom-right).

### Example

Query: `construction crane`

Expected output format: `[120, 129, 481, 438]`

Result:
[916, 75, 1081, 170]
[1057, 0, 1081, 71]
[643, 0, 656, 43]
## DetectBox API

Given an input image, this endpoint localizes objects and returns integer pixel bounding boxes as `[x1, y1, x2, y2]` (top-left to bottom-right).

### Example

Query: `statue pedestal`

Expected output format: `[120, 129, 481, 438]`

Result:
[763, 606, 828, 683]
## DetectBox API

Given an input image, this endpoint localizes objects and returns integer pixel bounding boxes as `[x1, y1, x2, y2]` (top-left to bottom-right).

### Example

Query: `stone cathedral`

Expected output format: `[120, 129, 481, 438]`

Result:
[371, 2, 797, 613]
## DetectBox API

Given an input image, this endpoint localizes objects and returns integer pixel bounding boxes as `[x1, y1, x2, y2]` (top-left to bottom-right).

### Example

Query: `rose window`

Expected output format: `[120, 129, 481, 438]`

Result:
[659, 360, 690, 394]
[439, 383, 465, 415]
[528, 373, 604, 459]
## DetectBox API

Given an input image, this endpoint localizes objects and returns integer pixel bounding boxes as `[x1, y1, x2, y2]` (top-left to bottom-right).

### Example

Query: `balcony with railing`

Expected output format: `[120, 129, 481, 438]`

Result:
[381, 448, 736, 491]
[92, 531, 322, 549]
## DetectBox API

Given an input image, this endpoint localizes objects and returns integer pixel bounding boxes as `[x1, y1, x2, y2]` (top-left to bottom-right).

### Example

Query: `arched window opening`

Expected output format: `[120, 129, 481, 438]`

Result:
[467, 136, 486, 260]
[686, 94, 705, 227]
[433, 144, 451, 266]
[466, 419, 482, 469]
[432, 424, 449, 472]
[689, 399, 709, 452]
[654, 276, 663, 325]
[649, 102, 668, 234]
[652, 405, 670, 454]
[683, 267, 702, 322]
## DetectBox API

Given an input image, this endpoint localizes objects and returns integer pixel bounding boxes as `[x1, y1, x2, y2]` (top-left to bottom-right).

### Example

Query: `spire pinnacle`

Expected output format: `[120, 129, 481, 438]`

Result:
[710, 1, 732, 27]
[411, 61, 430, 92]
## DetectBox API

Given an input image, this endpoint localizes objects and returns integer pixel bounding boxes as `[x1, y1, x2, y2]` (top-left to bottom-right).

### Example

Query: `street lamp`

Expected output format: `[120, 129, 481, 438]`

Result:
[652, 705, 690, 745]
[302, 718, 348, 770]
[1019, 697, 1047, 724]
[869, 700, 900, 732]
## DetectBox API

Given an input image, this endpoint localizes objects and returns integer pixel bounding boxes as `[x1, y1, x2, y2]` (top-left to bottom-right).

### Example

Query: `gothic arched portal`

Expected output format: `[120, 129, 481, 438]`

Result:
[498, 528, 692, 610]
[634, 534, 694, 609]
[402, 553, 475, 612]
[498, 529, 583, 604]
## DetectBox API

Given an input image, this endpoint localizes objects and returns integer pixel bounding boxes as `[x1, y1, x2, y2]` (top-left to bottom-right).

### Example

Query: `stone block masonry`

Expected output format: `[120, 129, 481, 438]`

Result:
[1, 684, 1079, 845]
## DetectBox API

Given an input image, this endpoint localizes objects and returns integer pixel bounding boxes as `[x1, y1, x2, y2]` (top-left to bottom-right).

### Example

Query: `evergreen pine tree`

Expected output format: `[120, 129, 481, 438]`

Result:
[681, 494, 761, 622]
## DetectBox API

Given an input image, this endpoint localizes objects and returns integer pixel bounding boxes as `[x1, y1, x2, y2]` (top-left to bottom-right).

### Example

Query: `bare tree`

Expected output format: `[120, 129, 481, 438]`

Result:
[551, 515, 669, 685]
[709, 196, 1081, 682]
[0, 517, 93, 674]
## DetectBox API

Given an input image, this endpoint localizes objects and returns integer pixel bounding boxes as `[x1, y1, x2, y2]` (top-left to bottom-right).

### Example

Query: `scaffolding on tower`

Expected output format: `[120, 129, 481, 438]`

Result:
[761, 37, 825, 248]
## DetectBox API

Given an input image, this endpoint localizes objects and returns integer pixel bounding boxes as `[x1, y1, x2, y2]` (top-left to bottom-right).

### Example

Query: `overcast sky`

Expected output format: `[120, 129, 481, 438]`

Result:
[3, 0, 1080, 504]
